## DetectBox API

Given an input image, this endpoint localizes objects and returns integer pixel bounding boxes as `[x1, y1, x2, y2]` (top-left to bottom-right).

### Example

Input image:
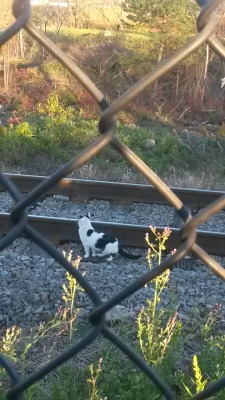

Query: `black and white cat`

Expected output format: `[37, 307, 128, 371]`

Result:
[78, 214, 142, 262]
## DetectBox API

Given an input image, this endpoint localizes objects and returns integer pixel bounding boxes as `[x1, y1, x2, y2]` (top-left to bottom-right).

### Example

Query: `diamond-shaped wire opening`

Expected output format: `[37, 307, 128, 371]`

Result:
[1, 0, 225, 399]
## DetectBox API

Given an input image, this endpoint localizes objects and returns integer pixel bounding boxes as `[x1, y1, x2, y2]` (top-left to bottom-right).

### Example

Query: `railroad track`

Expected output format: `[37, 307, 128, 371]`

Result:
[0, 174, 225, 256]
[1, 173, 225, 209]
[0, 212, 225, 256]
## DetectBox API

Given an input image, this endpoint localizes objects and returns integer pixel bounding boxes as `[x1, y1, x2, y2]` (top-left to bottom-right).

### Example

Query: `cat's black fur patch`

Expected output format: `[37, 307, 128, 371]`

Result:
[87, 229, 94, 237]
[103, 234, 117, 243]
[95, 234, 116, 250]
[95, 238, 107, 250]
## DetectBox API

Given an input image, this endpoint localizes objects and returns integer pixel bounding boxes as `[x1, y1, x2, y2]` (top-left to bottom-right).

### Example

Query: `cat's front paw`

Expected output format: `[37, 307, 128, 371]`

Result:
[84, 254, 89, 258]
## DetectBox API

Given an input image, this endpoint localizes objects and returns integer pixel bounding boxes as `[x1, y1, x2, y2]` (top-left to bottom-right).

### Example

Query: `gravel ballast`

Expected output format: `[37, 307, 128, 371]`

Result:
[1, 191, 225, 328]
[1, 237, 225, 328]
[0, 192, 225, 231]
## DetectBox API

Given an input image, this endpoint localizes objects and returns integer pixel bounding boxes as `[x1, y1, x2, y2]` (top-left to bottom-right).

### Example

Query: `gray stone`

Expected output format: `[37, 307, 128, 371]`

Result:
[177, 285, 185, 295]
[21, 256, 30, 261]
[187, 299, 196, 307]
[78, 291, 86, 298]
[106, 305, 135, 322]
[40, 293, 48, 302]
[1, 271, 8, 277]
[8, 310, 14, 318]
[178, 312, 189, 320]
[144, 139, 156, 150]
[24, 306, 32, 315]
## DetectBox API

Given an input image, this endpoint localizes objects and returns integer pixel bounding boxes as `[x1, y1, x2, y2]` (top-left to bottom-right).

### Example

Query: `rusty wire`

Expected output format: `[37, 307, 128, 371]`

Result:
[1, 0, 225, 399]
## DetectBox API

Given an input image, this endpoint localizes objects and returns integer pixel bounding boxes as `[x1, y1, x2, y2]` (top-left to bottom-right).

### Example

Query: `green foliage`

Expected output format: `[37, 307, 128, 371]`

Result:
[192, 354, 208, 394]
[3, 225, 225, 399]
[59, 88, 78, 107]
[0, 108, 98, 166]
[0, 109, 212, 176]
[123, 0, 151, 26]
[42, 59, 71, 81]
[37, 92, 73, 118]
[0, 326, 21, 362]
[87, 358, 105, 400]
[14, 122, 33, 137]
[48, 366, 86, 400]
[0, 126, 38, 165]
[1, 95, 224, 181]
[218, 124, 225, 137]
[62, 251, 82, 342]
[137, 226, 181, 389]
[182, 354, 208, 397]
[146, 225, 173, 267]
[90, 353, 161, 400]
[122, 0, 197, 49]
[112, 124, 198, 173]
[177, 305, 225, 399]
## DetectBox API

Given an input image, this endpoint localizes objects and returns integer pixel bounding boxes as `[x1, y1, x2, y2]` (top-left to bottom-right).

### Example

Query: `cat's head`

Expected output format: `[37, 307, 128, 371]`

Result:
[78, 213, 91, 227]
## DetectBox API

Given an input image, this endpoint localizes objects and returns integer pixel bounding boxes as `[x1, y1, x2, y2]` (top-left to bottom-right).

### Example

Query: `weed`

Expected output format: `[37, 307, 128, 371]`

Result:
[14, 121, 33, 137]
[87, 358, 107, 400]
[2, 227, 225, 400]
[192, 355, 208, 394]
[218, 124, 225, 137]
[37, 92, 73, 119]
[62, 251, 83, 342]
[146, 225, 172, 267]
[182, 355, 208, 397]
[1, 326, 21, 362]
[137, 226, 181, 375]
[0, 126, 38, 165]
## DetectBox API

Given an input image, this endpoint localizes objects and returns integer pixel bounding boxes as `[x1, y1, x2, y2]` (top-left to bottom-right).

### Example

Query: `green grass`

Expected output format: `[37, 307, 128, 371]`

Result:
[1, 95, 225, 187]
[0, 117, 189, 171]
[2, 232, 225, 400]
[1, 106, 225, 184]
[3, 316, 225, 400]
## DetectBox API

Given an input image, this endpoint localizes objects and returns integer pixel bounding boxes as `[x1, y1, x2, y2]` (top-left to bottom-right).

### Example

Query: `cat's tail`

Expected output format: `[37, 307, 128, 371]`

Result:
[118, 246, 142, 260]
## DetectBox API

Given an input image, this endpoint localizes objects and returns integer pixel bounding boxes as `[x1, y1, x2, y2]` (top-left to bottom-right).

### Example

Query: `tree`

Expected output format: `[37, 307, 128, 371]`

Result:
[122, 0, 197, 51]
[122, 0, 198, 93]
[0, 0, 13, 28]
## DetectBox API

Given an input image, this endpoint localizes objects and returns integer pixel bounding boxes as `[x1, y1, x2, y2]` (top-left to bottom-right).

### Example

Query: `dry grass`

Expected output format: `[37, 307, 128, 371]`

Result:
[2, 158, 225, 191]
[163, 169, 225, 190]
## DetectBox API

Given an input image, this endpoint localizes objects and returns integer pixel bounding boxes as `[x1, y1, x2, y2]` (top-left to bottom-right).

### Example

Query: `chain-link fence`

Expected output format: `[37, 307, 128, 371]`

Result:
[1, 0, 225, 399]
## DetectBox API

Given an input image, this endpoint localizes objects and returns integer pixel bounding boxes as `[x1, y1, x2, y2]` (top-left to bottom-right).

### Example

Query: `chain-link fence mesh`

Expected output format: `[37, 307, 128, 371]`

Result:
[1, 0, 225, 399]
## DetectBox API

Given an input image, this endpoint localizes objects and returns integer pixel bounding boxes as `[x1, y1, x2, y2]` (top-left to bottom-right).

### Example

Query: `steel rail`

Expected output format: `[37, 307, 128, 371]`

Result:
[0, 212, 224, 255]
[1, 174, 225, 209]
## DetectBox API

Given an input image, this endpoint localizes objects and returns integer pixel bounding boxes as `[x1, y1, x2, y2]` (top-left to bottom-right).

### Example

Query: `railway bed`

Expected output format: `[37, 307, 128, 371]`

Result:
[0, 173, 225, 256]
[1, 173, 225, 209]
[1, 175, 225, 328]
[0, 212, 225, 256]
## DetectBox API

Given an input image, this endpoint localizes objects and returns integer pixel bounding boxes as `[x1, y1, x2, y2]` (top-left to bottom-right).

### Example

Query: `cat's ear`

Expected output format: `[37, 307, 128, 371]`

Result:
[85, 213, 91, 219]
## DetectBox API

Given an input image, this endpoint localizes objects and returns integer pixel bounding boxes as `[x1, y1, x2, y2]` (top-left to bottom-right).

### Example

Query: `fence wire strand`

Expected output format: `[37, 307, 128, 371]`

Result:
[1, 0, 225, 399]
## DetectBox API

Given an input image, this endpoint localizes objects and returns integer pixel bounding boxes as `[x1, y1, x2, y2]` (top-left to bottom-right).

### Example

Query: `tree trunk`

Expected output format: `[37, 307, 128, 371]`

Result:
[200, 44, 209, 105]
[3, 43, 10, 90]
[154, 43, 164, 94]
[19, 30, 25, 59]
